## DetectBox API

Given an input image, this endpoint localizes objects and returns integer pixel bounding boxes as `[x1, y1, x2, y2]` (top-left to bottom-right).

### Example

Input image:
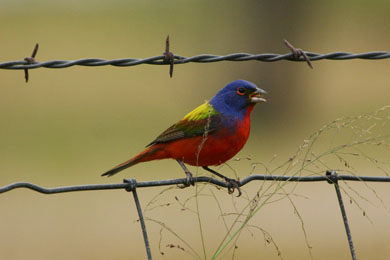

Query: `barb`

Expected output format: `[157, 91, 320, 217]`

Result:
[163, 35, 175, 78]
[1, 174, 390, 194]
[283, 39, 313, 69]
[23, 43, 39, 82]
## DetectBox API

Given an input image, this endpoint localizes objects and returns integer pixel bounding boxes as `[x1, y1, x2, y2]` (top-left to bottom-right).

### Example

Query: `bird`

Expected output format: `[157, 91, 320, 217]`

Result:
[102, 80, 267, 196]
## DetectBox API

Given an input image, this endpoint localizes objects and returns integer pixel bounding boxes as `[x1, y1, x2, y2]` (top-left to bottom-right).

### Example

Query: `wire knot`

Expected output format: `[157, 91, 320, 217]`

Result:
[124, 178, 137, 192]
[326, 170, 339, 184]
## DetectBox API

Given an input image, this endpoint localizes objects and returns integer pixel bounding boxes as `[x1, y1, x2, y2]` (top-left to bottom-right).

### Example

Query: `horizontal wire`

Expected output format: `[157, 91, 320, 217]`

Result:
[1, 174, 390, 194]
[1, 51, 389, 70]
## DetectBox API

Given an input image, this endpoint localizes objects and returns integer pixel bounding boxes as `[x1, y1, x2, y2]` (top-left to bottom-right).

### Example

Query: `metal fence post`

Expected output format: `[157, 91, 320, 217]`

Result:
[124, 179, 152, 260]
[326, 171, 357, 260]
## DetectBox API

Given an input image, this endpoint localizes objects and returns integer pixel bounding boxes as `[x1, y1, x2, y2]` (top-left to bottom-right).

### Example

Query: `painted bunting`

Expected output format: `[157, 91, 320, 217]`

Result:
[102, 80, 267, 195]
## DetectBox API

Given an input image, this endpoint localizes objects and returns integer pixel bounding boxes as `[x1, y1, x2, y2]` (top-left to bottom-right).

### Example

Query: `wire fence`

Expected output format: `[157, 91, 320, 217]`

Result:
[2, 171, 390, 260]
[1, 37, 390, 259]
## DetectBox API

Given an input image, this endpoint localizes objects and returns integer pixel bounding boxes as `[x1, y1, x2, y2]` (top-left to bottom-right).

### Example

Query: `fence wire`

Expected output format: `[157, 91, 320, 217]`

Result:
[1, 51, 390, 70]
[0, 38, 389, 81]
[2, 171, 390, 260]
[1, 173, 390, 194]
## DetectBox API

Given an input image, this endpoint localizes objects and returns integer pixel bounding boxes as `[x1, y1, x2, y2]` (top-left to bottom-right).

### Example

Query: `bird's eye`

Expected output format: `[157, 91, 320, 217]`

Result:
[236, 87, 246, 95]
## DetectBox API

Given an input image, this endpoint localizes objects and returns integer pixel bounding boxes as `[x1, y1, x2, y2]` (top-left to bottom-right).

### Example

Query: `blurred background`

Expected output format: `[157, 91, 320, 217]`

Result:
[1, 0, 390, 259]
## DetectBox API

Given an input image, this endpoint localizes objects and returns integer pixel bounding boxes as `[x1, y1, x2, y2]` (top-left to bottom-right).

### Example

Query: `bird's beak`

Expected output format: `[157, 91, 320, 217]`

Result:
[250, 87, 267, 103]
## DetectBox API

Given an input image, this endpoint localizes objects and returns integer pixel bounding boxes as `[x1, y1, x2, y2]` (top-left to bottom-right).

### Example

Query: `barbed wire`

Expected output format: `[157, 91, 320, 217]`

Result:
[0, 38, 389, 82]
[1, 171, 390, 260]
[2, 51, 389, 70]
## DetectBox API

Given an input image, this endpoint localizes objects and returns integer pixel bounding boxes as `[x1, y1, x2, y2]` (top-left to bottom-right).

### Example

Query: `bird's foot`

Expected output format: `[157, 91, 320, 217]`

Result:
[177, 159, 195, 188]
[178, 171, 195, 188]
[224, 178, 242, 197]
[202, 166, 242, 196]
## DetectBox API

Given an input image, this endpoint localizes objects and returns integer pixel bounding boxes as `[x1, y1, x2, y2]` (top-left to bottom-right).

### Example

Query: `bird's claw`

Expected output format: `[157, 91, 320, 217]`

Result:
[225, 178, 242, 197]
[178, 171, 195, 188]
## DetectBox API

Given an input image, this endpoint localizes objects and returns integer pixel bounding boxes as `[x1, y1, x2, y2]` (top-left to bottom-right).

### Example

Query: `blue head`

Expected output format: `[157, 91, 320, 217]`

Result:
[209, 80, 267, 119]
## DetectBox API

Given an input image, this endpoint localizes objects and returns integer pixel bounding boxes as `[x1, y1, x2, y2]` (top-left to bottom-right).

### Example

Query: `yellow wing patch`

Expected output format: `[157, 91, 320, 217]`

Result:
[182, 101, 216, 121]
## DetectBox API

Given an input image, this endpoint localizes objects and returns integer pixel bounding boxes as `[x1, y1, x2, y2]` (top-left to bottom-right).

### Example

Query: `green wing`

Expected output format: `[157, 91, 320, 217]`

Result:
[146, 102, 221, 147]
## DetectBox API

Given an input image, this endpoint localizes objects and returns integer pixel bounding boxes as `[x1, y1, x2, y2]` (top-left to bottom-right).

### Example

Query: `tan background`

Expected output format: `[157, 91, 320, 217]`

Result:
[1, 1, 390, 259]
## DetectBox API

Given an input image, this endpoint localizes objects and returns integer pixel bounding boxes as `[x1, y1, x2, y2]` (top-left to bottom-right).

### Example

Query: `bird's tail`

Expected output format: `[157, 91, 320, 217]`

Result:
[101, 146, 161, 177]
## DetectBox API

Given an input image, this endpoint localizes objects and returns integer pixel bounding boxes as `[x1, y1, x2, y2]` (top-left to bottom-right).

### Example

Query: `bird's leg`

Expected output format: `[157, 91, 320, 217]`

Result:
[177, 159, 195, 187]
[202, 166, 242, 196]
